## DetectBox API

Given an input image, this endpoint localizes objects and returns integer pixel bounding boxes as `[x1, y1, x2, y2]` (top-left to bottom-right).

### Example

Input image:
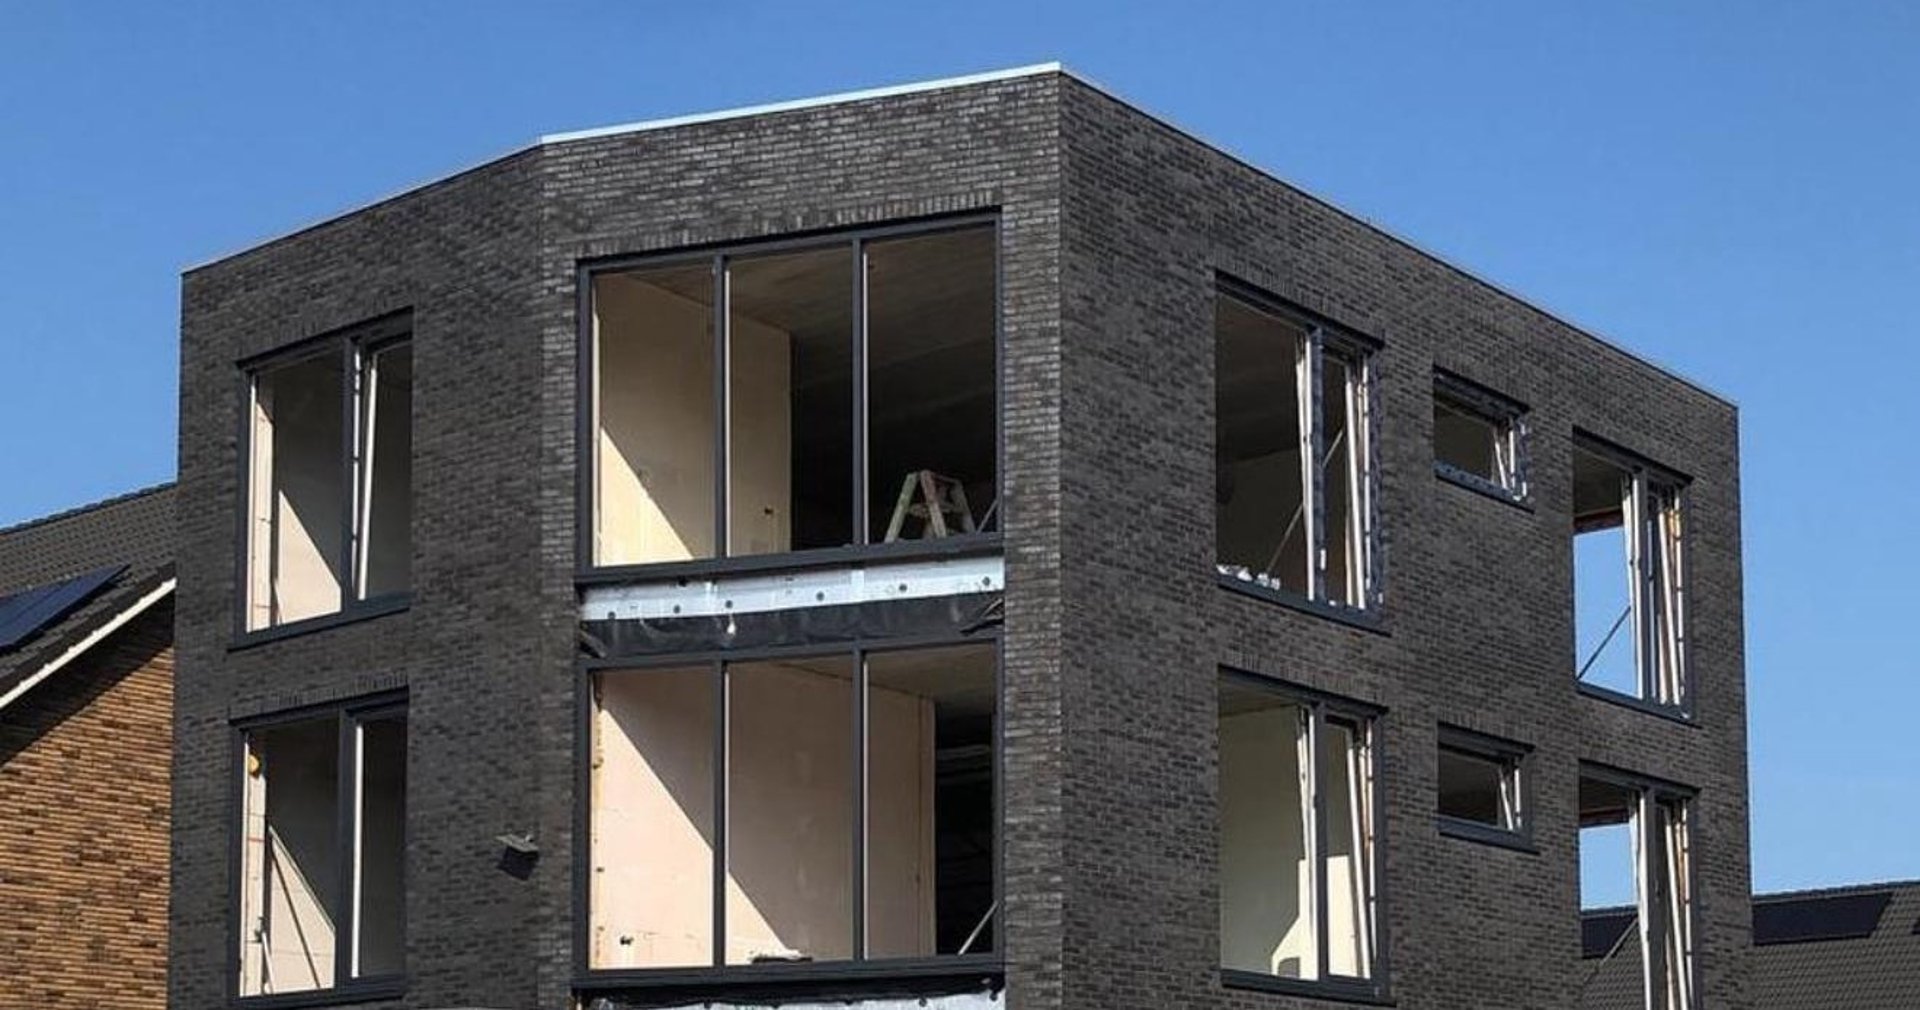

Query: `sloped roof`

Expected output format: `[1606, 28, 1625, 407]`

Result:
[0, 483, 175, 710]
[1581, 880, 1920, 1009]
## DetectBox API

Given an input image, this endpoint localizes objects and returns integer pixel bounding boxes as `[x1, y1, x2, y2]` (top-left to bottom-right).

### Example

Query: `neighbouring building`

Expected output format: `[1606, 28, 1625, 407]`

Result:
[0, 483, 175, 1009]
[168, 65, 1751, 1009]
[1585, 881, 1920, 1009]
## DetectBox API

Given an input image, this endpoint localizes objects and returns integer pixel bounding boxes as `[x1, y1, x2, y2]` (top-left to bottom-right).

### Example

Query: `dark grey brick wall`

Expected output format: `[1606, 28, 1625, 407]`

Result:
[172, 68, 1747, 1010]
[1054, 77, 1748, 1010]
[174, 75, 1067, 1010]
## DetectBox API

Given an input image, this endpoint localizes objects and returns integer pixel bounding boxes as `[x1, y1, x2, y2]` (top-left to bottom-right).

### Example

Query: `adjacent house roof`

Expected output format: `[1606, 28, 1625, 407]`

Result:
[0, 483, 175, 711]
[1581, 880, 1920, 1009]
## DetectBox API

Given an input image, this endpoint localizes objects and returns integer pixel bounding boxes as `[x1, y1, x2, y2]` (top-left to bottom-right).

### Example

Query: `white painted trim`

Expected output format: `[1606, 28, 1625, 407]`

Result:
[0, 577, 176, 712]
[582, 556, 1003, 622]
[539, 63, 1064, 144]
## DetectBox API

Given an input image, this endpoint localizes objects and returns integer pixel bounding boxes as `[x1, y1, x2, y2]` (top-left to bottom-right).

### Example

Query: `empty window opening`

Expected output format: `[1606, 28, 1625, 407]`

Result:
[867, 227, 998, 545]
[1436, 729, 1526, 839]
[249, 354, 346, 627]
[589, 221, 999, 570]
[1579, 772, 1696, 1009]
[1572, 442, 1687, 708]
[245, 323, 413, 631]
[1215, 288, 1377, 609]
[1218, 675, 1380, 988]
[238, 702, 407, 997]
[589, 643, 999, 972]
[592, 264, 718, 565]
[1433, 372, 1527, 499]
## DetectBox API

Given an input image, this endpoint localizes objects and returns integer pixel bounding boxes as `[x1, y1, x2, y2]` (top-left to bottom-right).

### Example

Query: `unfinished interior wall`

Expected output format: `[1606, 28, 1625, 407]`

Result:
[358, 344, 412, 598]
[594, 269, 791, 564]
[240, 719, 339, 995]
[590, 662, 933, 968]
[248, 355, 345, 629]
[1219, 700, 1313, 977]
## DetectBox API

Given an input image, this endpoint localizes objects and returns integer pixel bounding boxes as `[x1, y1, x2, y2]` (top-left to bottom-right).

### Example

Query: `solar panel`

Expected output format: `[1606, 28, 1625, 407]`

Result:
[1754, 891, 1892, 946]
[0, 564, 126, 651]
[1582, 910, 1636, 958]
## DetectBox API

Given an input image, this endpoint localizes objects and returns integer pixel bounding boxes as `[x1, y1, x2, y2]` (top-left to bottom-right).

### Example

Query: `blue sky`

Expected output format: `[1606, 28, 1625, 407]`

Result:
[2, 3, 1914, 906]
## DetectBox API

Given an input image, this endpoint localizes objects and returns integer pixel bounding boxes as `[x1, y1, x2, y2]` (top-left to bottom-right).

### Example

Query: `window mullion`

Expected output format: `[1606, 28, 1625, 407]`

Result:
[713, 255, 731, 558]
[1299, 332, 1325, 601]
[338, 340, 360, 606]
[852, 239, 869, 547]
[852, 647, 868, 959]
[333, 712, 360, 986]
[1307, 705, 1329, 981]
[712, 659, 729, 967]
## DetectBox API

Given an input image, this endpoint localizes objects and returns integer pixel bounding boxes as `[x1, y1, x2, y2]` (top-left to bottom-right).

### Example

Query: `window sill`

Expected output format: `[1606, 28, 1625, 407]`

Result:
[229, 593, 411, 651]
[1436, 815, 1537, 853]
[1215, 574, 1387, 636]
[576, 956, 1003, 1002]
[579, 534, 1004, 586]
[1433, 465, 1532, 511]
[1220, 968, 1392, 1006]
[233, 977, 405, 1010]
[1575, 682, 1696, 726]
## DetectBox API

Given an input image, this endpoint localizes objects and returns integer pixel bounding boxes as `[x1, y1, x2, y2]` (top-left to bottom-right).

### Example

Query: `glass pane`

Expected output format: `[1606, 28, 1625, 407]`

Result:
[249, 352, 346, 629]
[593, 264, 717, 565]
[1218, 682, 1314, 978]
[353, 715, 406, 977]
[358, 343, 412, 598]
[1320, 718, 1373, 979]
[865, 644, 997, 958]
[1321, 353, 1358, 607]
[238, 718, 340, 996]
[1437, 747, 1508, 827]
[866, 226, 997, 544]
[1215, 295, 1308, 594]
[728, 246, 855, 556]
[1434, 397, 1501, 482]
[590, 667, 716, 969]
[728, 656, 855, 964]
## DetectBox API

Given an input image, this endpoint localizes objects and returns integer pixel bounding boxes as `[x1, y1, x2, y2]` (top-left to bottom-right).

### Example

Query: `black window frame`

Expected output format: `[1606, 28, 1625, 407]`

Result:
[1213, 278, 1384, 625]
[228, 689, 409, 1009]
[574, 631, 1005, 995]
[1432, 368, 1530, 506]
[1435, 724, 1534, 851]
[233, 312, 415, 644]
[575, 213, 1005, 585]
[1577, 763, 1701, 1009]
[1217, 668, 1391, 1005]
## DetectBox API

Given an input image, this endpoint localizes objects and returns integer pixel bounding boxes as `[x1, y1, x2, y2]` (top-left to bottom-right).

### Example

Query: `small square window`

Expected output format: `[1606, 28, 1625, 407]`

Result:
[1435, 727, 1529, 846]
[1432, 370, 1527, 501]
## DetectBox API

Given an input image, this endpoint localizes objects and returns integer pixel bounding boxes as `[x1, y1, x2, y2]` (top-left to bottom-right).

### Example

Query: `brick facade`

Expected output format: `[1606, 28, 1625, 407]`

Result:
[1, 605, 174, 1010]
[172, 68, 1747, 1009]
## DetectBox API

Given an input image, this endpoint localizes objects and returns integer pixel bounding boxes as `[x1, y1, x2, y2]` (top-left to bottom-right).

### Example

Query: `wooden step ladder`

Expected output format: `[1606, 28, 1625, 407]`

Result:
[883, 470, 976, 541]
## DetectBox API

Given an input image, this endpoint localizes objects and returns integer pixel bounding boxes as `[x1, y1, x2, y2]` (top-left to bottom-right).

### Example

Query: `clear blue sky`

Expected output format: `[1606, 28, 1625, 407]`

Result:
[2, 3, 1914, 905]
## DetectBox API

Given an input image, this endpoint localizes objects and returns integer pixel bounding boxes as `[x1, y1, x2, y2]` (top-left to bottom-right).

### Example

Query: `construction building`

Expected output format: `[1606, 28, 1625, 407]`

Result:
[166, 65, 1750, 1009]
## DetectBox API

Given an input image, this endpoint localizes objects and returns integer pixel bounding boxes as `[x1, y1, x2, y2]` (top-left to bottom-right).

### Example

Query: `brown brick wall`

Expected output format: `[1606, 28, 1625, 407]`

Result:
[0, 602, 173, 1010]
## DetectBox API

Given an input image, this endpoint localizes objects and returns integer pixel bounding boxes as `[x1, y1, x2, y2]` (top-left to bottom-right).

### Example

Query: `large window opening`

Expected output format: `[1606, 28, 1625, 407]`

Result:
[1578, 771, 1696, 1010]
[1218, 674, 1380, 994]
[589, 221, 998, 571]
[588, 642, 999, 972]
[237, 698, 407, 998]
[244, 320, 413, 631]
[1572, 440, 1687, 708]
[1215, 287, 1378, 611]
